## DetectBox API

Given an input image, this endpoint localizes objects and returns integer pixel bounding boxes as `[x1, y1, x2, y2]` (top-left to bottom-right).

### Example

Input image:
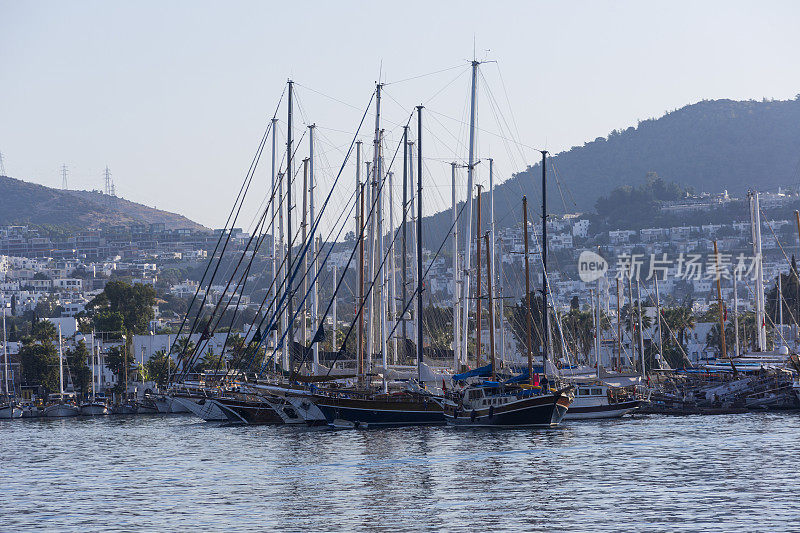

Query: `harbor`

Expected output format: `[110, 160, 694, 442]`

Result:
[4, 2, 800, 530]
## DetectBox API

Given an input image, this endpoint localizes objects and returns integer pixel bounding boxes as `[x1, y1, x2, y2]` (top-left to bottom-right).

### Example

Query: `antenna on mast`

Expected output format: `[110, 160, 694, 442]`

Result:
[0, 152, 6, 176]
[61, 164, 69, 190]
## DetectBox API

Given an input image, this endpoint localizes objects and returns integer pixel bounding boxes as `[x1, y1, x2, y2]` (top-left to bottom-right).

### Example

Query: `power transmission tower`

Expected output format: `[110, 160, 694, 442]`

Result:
[0, 152, 6, 176]
[103, 166, 114, 196]
[61, 164, 69, 190]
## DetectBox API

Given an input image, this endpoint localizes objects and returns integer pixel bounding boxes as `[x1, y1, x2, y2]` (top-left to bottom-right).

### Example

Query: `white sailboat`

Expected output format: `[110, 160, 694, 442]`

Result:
[81, 333, 109, 416]
[44, 324, 80, 418]
[1, 303, 22, 419]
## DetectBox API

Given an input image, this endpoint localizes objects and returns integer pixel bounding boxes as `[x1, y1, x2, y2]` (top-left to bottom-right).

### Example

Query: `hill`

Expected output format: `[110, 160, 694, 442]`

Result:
[421, 97, 800, 248]
[0, 175, 206, 232]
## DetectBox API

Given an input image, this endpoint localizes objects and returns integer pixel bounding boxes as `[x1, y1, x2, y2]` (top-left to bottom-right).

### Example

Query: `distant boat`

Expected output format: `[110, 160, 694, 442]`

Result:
[174, 394, 228, 421]
[313, 390, 445, 428]
[214, 396, 284, 425]
[441, 382, 571, 427]
[44, 325, 80, 418]
[80, 401, 110, 416]
[563, 383, 641, 420]
[80, 335, 110, 415]
[0, 400, 22, 419]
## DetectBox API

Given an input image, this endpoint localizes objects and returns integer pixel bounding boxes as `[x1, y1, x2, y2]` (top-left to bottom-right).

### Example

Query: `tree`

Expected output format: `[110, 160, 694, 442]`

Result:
[144, 350, 176, 388]
[94, 310, 124, 338]
[19, 337, 59, 396]
[86, 280, 156, 334]
[105, 345, 135, 394]
[65, 340, 92, 396]
[30, 320, 57, 343]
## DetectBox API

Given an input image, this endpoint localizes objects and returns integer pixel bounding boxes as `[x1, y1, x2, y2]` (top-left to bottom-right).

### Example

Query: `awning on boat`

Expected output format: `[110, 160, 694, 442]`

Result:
[453, 364, 492, 381]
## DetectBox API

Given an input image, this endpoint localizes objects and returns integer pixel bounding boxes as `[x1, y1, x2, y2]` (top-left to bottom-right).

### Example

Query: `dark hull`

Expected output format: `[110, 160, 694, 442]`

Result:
[313, 395, 445, 427]
[445, 394, 570, 427]
[215, 398, 284, 425]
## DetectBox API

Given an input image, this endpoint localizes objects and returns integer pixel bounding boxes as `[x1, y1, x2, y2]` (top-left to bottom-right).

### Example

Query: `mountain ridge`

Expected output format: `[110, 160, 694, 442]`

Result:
[0, 175, 206, 232]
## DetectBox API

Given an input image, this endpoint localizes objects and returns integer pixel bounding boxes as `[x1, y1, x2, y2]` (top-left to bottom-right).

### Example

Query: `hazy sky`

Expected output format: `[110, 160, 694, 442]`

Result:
[2, 1, 799, 229]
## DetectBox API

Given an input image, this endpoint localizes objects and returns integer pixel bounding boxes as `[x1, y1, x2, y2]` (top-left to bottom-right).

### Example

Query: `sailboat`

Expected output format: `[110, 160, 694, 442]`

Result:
[81, 333, 110, 416]
[443, 184, 572, 427]
[310, 101, 444, 428]
[1, 304, 21, 419]
[44, 324, 80, 418]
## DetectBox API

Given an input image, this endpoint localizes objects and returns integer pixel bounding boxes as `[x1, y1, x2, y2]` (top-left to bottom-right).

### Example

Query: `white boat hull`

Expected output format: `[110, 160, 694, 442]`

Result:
[174, 396, 227, 421]
[285, 395, 327, 425]
[563, 400, 641, 420]
[80, 403, 110, 416]
[154, 395, 191, 413]
[44, 403, 81, 418]
[0, 404, 22, 419]
[265, 397, 306, 424]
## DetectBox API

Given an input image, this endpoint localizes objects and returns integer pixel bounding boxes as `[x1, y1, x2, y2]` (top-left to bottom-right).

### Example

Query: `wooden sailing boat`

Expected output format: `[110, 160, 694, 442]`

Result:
[311, 101, 444, 428]
[442, 155, 571, 427]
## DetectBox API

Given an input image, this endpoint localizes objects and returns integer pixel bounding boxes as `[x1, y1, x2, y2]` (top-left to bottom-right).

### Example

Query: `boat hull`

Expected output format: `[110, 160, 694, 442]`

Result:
[174, 396, 228, 421]
[444, 393, 570, 428]
[214, 398, 283, 425]
[313, 395, 445, 428]
[0, 404, 22, 419]
[285, 395, 327, 426]
[44, 403, 81, 418]
[264, 397, 306, 424]
[112, 403, 138, 415]
[563, 399, 641, 420]
[80, 403, 110, 416]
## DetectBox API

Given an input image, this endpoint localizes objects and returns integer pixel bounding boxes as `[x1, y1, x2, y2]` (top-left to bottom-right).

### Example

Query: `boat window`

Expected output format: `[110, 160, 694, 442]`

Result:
[591, 388, 603, 396]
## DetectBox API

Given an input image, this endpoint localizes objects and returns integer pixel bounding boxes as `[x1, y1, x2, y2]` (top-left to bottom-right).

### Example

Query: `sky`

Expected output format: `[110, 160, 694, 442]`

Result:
[1, 1, 799, 230]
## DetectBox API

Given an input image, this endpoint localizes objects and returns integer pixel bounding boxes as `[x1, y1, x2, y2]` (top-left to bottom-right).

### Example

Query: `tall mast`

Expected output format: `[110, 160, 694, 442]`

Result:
[270, 118, 281, 362]
[749, 191, 767, 351]
[636, 278, 645, 379]
[286, 79, 295, 357]
[58, 324, 64, 401]
[388, 170, 397, 365]
[378, 136, 388, 393]
[355, 142, 363, 379]
[590, 288, 597, 376]
[358, 181, 365, 380]
[616, 278, 622, 371]
[309, 125, 319, 374]
[278, 171, 288, 371]
[401, 128, 409, 360]
[460, 60, 480, 368]
[628, 271, 635, 364]
[271, 117, 278, 359]
[332, 265, 338, 353]
[301, 157, 309, 349]
[713, 240, 730, 372]
[733, 268, 740, 358]
[365, 160, 375, 376]
[498, 240, 506, 365]
[451, 162, 460, 372]
[485, 233, 495, 381]
[90, 331, 96, 401]
[416, 105, 424, 381]
[3, 305, 9, 398]
[475, 185, 483, 367]
[540, 151, 549, 378]
[654, 276, 663, 366]
[488, 159, 497, 365]
[409, 142, 419, 364]
[522, 197, 533, 384]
